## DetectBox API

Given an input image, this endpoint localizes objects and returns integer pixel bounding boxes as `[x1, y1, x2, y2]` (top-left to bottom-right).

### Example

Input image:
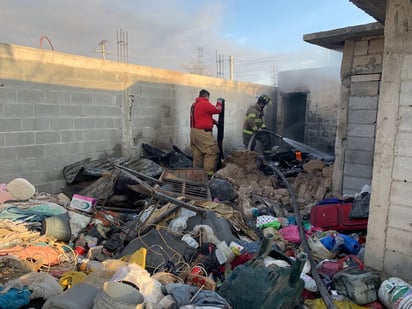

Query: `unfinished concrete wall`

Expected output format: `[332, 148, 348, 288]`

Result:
[0, 43, 274, 193]
[365, 0, 412, 282]
[277, 67, 340, 154]
[333, 35, 383, 196]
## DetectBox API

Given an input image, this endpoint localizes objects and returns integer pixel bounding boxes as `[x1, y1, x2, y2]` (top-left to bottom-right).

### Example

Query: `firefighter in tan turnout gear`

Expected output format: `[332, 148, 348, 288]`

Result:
[242, 94, 272, 155]
[190, 89, 223, 177]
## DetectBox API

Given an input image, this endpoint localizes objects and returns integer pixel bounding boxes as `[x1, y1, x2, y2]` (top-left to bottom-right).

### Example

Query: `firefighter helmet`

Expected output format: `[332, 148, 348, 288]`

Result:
[258, 95, 271, 105]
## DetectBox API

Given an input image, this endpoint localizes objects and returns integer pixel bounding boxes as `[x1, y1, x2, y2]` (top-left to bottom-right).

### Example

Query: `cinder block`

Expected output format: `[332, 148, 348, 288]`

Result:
[354, 40, 369, 56]
[344, 162, 373, 178]
[342, 175, 371, 194]
[50, 118, 74, 130]
[70, 92, 93, 105]
[35, 131, 60, 144]
[83, 105, 106, 116]
[351, 74, 381, 82]
[103, 106, 121, 116]
[347, 124, 376, 137]
[345, 149, 374, 165]
[348, 109, 377, 124]
[103, 128, 121, 140]
[350, 81, 380, 96]
[0, 88, 17, 103]
[393, 156, 412, 181]
[61, 105, 83, 116]
[74, 118, 96, 129]
[43, 143, 70, 156]
[17, 89, 44, 104]
[383, 250, 412, 282]
[346, 136, 375, 151]
[388, 206, 412, 234]
[4, 103, 34, 117]
[44, 90, 70, 104]
[22, 118, 50, 131]
[353, 54, 383, 67]
[60, 130, 83, 142]
[395, 132, 412, 156]
[0, 147, 17, 160]
[390, 180, 412, 207]
[84, 129, 105, 141]
[16, 145, 44, 159]
[349, 96, 378, 110]
[368, 38, 384, 54]
[34, 104, 60, 117]
[93, 93, 118, 106]
[0, 119, 22, 132]
[95, 118, 116, 129]
[6, 132, 35, 146]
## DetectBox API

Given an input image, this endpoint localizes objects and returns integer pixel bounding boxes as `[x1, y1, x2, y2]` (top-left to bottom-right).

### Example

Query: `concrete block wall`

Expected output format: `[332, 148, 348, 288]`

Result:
[277, 67, 340, 154]
[0, 43, 274, 193]
[334, 36, 383, 196]
[365, 0, 412, 282]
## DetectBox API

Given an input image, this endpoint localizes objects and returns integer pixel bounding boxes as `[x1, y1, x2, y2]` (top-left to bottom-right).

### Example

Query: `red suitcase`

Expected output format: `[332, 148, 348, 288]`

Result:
[310, 203, 368, 231]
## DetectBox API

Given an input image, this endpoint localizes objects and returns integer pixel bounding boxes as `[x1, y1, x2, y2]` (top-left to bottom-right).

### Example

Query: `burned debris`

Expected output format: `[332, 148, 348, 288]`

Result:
[0, 143, 407, 309]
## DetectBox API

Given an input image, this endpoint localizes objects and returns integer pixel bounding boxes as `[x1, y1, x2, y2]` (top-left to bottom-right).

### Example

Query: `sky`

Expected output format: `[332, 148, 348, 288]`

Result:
[0, 0, 376, 85]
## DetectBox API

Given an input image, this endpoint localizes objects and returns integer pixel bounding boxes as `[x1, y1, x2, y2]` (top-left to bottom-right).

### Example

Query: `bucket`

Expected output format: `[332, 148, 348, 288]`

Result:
[93, 281, 145, 309]
[41, 213, 71, 242]
[378, 277, 412, 309]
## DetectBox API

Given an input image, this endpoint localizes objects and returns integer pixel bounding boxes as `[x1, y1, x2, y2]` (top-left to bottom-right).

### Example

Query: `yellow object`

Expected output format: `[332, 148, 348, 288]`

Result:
[59, 271, 88, 289]
[121, 247, 147, 269]
[305, 299, 370, 309]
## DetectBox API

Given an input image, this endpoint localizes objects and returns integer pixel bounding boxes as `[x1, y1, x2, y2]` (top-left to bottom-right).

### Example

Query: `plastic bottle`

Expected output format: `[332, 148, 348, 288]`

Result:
[338, 233, 360, 254]
[300, 273, 318, 292]
[181, 234, 199, 249]
[320, 234, 344, 253]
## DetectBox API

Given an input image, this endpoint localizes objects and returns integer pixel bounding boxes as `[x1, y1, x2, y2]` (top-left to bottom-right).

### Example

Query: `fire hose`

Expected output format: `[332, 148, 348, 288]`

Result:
[270, 164, 337, 309]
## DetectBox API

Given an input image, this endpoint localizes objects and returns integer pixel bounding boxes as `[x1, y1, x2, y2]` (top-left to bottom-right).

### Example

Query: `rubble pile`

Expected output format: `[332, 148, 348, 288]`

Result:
[0, 149, 410, 309]
[217, 150, 334, 218]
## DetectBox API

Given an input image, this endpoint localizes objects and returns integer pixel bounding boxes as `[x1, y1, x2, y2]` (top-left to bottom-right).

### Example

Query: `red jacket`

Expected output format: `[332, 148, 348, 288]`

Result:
[190, 97, 222, 130]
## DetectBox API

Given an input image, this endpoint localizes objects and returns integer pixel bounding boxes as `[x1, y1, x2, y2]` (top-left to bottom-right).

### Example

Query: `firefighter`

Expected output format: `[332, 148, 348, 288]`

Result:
[242, 94, 272, 155]
[190, 89, 223, 177]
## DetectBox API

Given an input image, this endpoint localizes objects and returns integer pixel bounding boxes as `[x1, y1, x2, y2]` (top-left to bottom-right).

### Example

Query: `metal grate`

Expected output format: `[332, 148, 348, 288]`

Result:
[158, 169, 211, 201]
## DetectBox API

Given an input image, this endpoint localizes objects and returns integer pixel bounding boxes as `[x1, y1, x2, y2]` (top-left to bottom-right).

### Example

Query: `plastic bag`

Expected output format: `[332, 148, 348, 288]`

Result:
[349, 193, 370, 219]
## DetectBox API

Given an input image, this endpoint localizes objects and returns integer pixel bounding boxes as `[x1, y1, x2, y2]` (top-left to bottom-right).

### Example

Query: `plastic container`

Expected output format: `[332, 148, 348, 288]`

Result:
[320, 234, 344, 252]
[339, 233, 361, 254]
[93, 281, 145, 309]
[216, 241, 235, 263]
[41, 213, 72, 242]
[181, 234, 199, 248]
[300, 273, 318, 292]
[378, 277, 412, 309]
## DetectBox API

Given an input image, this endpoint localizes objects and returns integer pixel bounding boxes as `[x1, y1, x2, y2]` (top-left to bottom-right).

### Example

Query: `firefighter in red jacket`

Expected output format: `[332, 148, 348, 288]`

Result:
[242, 94, 272, 154]
[190, 89, 223, 176]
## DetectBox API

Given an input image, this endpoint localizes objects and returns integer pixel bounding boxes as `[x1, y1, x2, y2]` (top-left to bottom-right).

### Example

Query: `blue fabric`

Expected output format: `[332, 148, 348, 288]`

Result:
[0, 203, 66, 223]
[317, 198, 342, 205]
[0, 286, 31, 309]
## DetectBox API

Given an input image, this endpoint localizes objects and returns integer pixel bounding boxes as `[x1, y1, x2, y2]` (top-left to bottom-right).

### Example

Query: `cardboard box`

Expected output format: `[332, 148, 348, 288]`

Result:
[69, 194, 96, 213]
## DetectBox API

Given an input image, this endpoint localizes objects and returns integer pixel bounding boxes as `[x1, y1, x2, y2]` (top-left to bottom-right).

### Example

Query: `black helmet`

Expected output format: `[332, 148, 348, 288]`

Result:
[258, 95, 271, 105]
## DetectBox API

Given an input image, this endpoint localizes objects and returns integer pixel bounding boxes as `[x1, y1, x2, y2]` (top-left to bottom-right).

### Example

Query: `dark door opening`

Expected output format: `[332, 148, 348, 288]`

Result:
[282, 92, 307, 142]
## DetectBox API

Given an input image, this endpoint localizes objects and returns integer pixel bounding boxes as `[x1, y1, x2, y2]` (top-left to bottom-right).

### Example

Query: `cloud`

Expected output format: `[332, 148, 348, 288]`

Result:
[0, 0, 343, 85]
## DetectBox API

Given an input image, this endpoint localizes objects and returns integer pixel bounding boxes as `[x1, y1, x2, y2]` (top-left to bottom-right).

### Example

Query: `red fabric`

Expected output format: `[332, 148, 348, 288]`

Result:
[190, 97, 222, 130]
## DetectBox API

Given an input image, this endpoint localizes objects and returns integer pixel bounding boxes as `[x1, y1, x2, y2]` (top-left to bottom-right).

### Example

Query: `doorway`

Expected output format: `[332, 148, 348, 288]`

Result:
[282, 92, 307, 142]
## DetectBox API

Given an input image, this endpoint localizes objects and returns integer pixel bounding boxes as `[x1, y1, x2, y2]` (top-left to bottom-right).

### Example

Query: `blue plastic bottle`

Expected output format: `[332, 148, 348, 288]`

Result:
[338, 233, 360, 254]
